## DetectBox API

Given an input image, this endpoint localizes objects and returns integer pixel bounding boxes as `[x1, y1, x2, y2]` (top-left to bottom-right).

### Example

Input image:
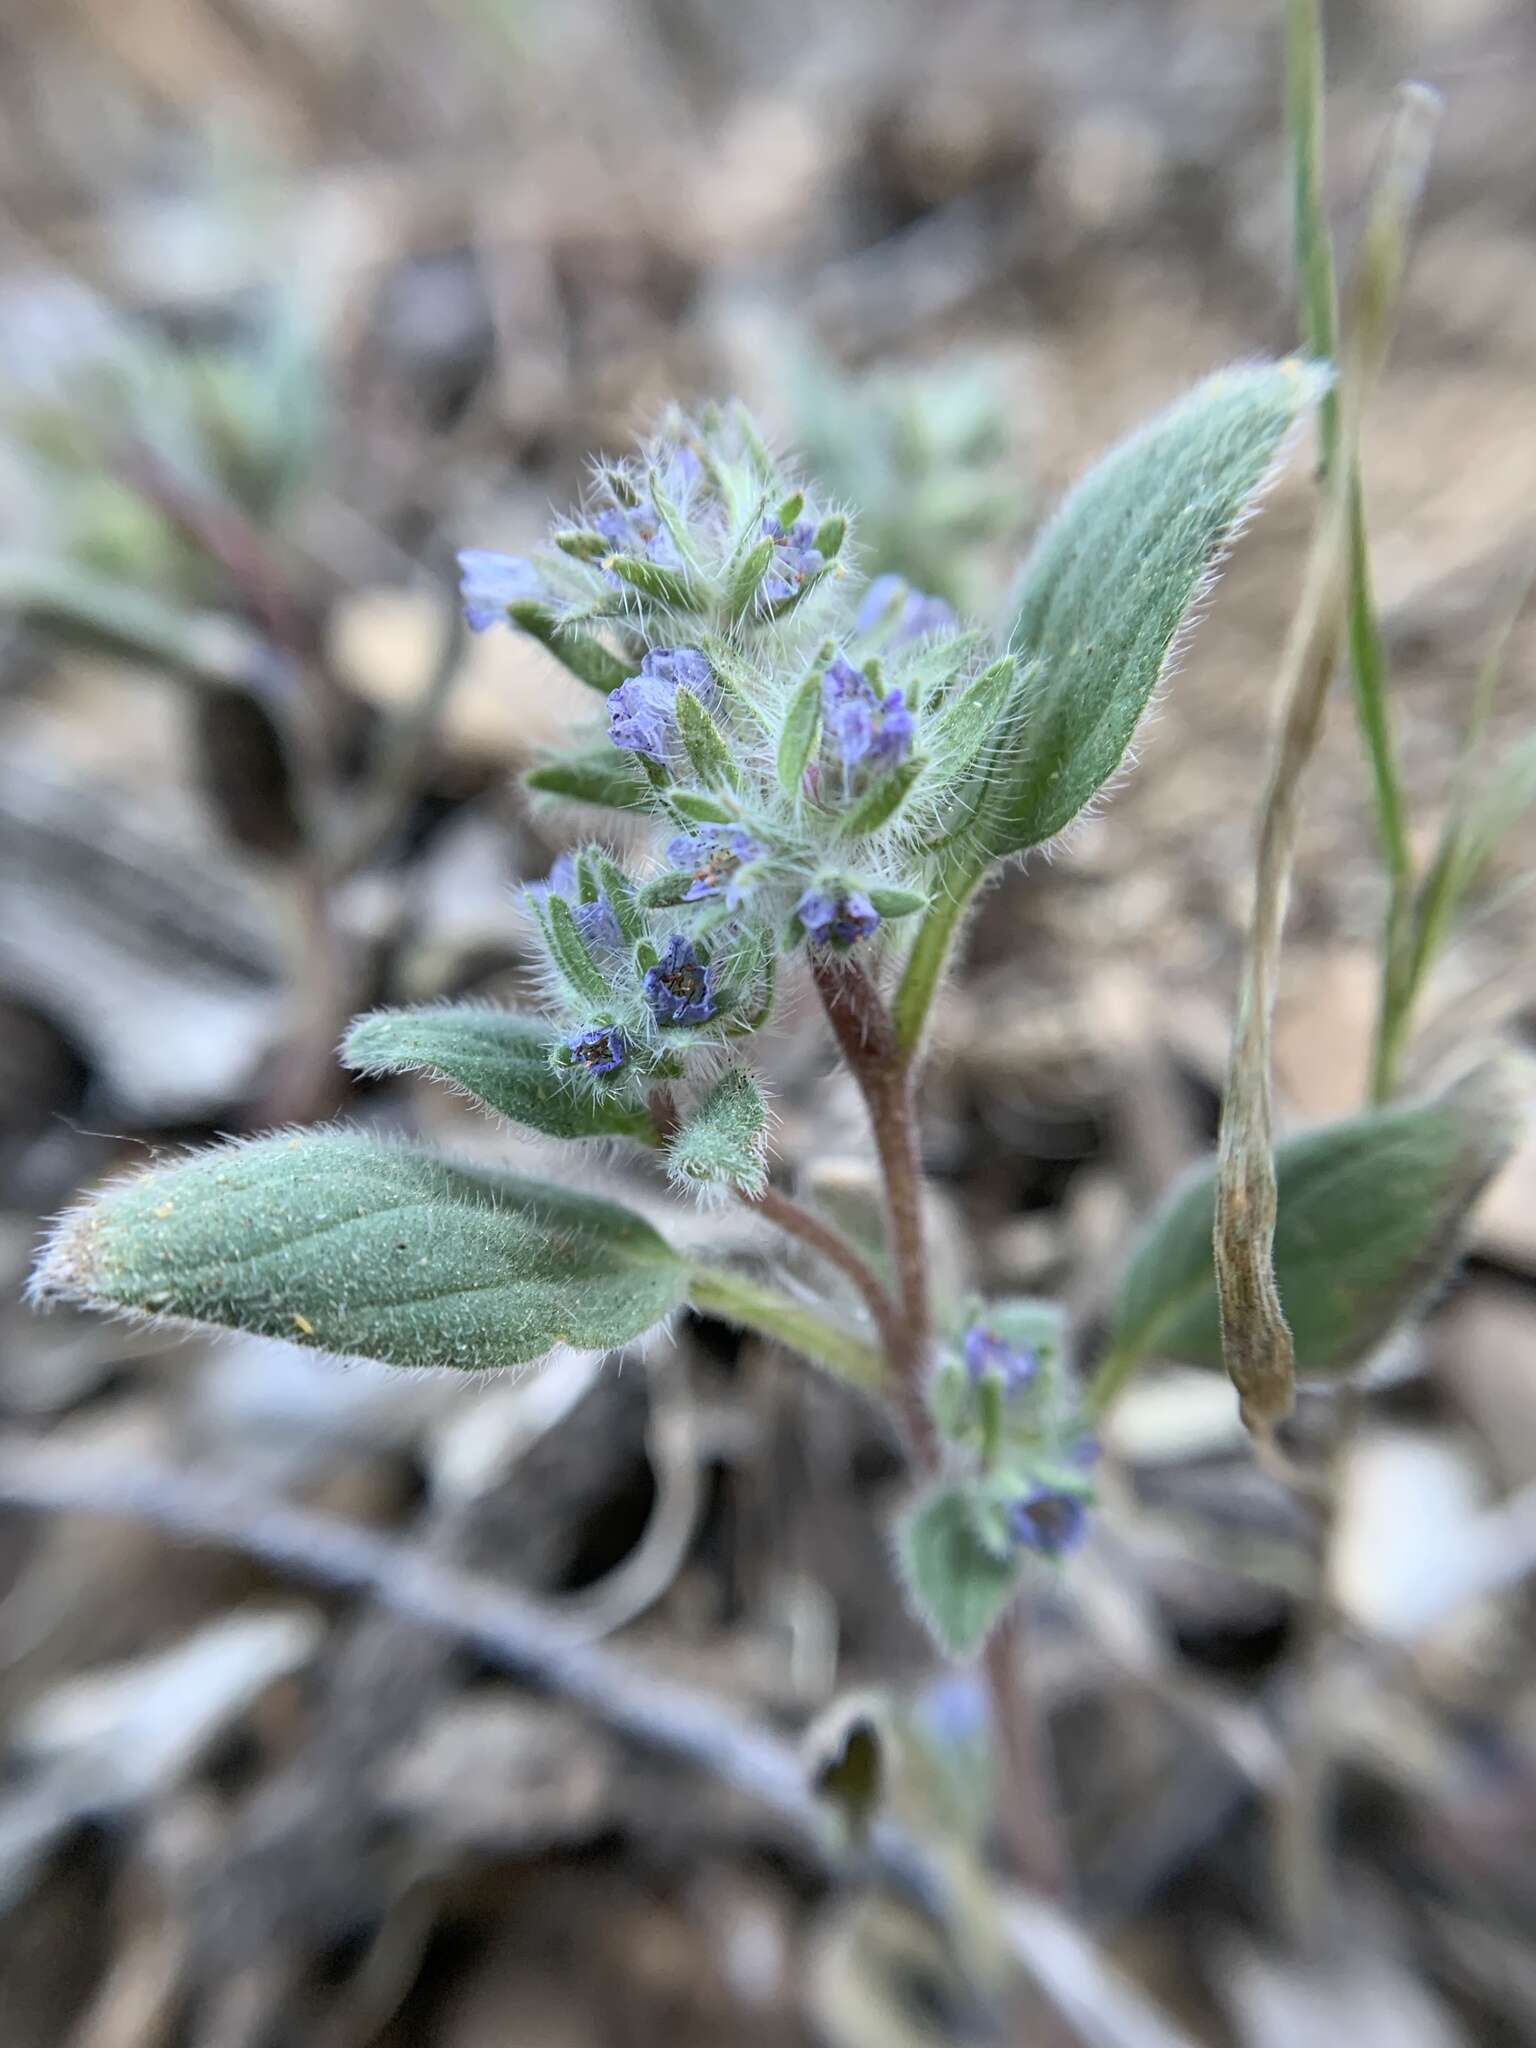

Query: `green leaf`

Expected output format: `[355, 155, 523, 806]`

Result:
[812, 513, 847, 560]
[639, 872, 694, 909]
[1102, 1061, 1525, 1390]
[535, 893, 611, 1008]
[667, 1068, 769, 1197]
[839, 758, 923, 839]
[686, 1266, 887, 1393]
[506, 599, 632, 694]
[29, 1131, 688, 1371]
[581, 849, 648, 949]
[725, 536, 775, 622]
[989, 360, 1327, 855]
[897, 1486, 1022, 1659]
[667, 788, 737, 825]
[553, 528, 611, 562]
[525, 745, 650, 812]
[341, 1007, 653, 1142]
[673, 686, 741, 791]
[865, 885, 928, 920]
[604, 554, 708, 612]
[926, 653, 1020, 773]
[776, 669, 823, 797]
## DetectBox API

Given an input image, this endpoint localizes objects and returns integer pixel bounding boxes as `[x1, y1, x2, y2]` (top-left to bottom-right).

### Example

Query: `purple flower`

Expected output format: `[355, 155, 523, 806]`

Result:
[962, 1324, 1039, 1393]
[608, 647, 715, 761]
[760, 514, 824, 606]
[639, 646, 714, 694]
[1006, 1487, 1089, 1558]
[822, 658, 915, 781]
[642, 934, 716, 1026]
[564, 1023, 627, 1076]
[665, 826, 763, 909]
[796, 885, 880, 950]
[457, 550, 542, 633]
[591, 495, 682, 568]
[527, 856, 623, 951]
[856, 574, 957, 645]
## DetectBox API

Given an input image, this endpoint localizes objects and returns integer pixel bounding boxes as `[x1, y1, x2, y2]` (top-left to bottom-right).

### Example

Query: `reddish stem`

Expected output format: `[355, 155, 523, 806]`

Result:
[812, 950, 1072, 1902]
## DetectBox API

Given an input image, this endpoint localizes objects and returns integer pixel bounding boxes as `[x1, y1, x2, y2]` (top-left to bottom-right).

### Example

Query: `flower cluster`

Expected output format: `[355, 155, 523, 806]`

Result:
[516, 846, 770, 1104]
[934, 1304, 1097, 1562]
[456, 402, 1030, 1100]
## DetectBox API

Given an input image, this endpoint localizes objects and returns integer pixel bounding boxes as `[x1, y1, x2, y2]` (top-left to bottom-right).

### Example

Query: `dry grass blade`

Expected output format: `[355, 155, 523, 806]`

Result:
[1214, 80, 1440, 1441]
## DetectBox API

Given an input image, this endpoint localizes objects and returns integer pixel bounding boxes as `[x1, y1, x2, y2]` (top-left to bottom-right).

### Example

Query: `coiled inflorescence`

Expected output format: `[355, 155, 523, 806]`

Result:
[457, 401, 1029, 1110]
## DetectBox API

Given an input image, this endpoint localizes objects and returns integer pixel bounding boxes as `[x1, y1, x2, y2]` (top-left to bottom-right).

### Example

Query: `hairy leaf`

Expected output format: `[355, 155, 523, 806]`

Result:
[673, 686, 741, 791]
[667, 1068, 769, 1196]
[777, 669, 823, 796]
[897, 1486, 1021, 1659]
[988, 360, 1327, 855]
[839, 758, 922, 839]
[525, 745, 650, 812]
[506, 598, 631, 694]
[29, 1131, 688, 1370]
[1106, 1060, 1525, 1383]
[342, 1008, 653, 1141]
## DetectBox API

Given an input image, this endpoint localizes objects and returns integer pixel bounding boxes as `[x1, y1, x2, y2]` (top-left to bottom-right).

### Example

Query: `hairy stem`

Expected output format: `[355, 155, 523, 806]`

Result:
[812, 951, 1071, 1899]
[810, 953, 938, 1464]
[742, 1182, 906, 1369]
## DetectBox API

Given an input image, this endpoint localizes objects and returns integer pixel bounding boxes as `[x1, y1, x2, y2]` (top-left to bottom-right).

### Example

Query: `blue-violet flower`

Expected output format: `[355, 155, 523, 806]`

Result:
[822, 657, 915, 783]
[527, 855, 623, 951]
[796, 885, 881, 949]
[564, 1024, 627, 1076]
[665, 825, 763, 908]
[608, 647, 716, 761]
[961, 1323, 1039, 1391]
[642, 934, 716, 1026]
[457, 550, 542, 633]
[1006, 1487, 1089, 1558]
[760, 514, 824, 605]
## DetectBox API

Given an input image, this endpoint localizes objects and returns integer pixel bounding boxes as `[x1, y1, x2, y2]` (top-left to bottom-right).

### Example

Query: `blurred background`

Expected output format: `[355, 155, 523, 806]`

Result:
[2, 0, 1535, 2041]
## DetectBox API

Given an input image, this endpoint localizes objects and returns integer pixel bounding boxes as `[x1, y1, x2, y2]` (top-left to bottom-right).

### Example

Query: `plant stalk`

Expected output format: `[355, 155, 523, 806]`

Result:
[812, 951, 1072, 1900]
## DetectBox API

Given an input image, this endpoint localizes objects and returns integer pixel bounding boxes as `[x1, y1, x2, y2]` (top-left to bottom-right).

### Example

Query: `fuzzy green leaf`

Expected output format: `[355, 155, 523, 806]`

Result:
[604, 554, 708, 612]
[1104, 1061, 1525, 1385]
[536, 893, 611, 1008]
[726, 536, 776, 622]
[865, 885, 929, 920]
[927, 653, 1019, 772]
[812, 514, 846, 560]
[988, 360, 1326, 855]
[525, 745, 650, 812]
[29, 1131, 688, 1371]
[897, 1486, 1022, 1659]
[581, 850, 648, 948]
[341, 1008, 652, 1142]
[639, 872, 694, 909]
[506, 599, 631, 694]
[673, 687, 741, 791]
[667, 789, 737, 825]
[839, 759, 923, 840]
[667, 1068, 769, 1197]
[777, 669, 823, 797]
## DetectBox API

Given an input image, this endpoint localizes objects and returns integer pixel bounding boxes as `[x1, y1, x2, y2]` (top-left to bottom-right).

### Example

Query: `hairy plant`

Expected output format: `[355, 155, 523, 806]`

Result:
[29, 97, 1529, 1893]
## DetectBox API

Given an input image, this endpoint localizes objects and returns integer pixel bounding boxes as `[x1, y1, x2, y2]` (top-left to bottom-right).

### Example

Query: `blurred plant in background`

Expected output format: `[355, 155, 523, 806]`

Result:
[790, 348, 1027, 615]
